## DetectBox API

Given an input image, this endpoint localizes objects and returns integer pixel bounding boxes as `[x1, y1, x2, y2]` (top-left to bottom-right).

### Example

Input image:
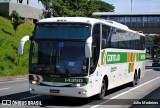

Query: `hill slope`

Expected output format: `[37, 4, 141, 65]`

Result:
[0, 17, 34, 76]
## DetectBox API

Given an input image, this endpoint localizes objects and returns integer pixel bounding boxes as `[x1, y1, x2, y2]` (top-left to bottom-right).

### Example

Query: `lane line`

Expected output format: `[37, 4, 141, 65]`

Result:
[111, 77, 160, 99]
[18, 95, 41, 100]
[0, 87, 11, 91]
[90, 76, 160, 108]
[0, 79, 28, 84]
[145, 69, 152, 71]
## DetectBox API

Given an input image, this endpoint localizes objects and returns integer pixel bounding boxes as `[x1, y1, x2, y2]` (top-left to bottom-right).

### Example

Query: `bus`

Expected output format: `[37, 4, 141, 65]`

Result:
[18, 17, 145, 100]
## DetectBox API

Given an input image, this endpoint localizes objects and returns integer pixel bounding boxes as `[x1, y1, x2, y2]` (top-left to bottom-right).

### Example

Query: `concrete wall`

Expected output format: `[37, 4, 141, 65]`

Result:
[9, 2, 43, 20]
[0, 2, 43, 20]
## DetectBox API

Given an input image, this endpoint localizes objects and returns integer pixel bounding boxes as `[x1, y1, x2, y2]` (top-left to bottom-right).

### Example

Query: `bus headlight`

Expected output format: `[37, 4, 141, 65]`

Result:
[31, 80, 40, 85]
[71, 83, 87, 87]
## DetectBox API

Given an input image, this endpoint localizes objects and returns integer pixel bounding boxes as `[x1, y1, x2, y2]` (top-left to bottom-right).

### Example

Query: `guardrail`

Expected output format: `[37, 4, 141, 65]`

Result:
[146, 66, 160, 70]
[0, 0, 9, 2]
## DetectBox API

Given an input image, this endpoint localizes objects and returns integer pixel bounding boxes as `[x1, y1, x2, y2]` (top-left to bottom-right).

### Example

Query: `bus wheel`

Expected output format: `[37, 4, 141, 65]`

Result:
[96, 79, 106, 100]
[135, 73, 139, 85]
[131, 73, 139, 87]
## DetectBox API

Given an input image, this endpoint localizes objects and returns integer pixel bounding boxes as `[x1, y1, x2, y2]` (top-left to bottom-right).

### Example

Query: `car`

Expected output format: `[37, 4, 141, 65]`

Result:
[145, 53, 151, 59]
[152, 59, 160, 67]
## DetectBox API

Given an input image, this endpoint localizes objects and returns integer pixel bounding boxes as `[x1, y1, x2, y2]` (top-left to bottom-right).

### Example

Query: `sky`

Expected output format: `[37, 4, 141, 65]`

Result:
[104, 0, 160, 12]
[5, 0, 160, 13]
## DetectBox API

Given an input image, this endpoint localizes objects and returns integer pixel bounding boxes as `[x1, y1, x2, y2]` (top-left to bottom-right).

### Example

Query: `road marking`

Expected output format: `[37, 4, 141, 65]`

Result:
[18, 95, 41, 100]
[0, 79, 28, 84]
[145, 69, 151, 71]
[0, 87, 10, 91]
[90, 76, 160, 108]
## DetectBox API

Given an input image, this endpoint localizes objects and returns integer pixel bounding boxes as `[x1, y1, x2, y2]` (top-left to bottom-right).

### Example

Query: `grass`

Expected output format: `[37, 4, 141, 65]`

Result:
[0, 16, 34, 76]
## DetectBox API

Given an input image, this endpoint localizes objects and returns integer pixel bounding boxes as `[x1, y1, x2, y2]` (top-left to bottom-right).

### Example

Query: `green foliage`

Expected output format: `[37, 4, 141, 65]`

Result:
[153, 35, 160, 45]
[51, 0, 97, 17]
[145, 35, 154, 42]
[39, 0, 114, 17]
[146, 34, 160, 44]
[11, 10, 24, 32]
[0, 16, 34, 76]
[94, 0, 115, 12]
[38, 0, 50, 10]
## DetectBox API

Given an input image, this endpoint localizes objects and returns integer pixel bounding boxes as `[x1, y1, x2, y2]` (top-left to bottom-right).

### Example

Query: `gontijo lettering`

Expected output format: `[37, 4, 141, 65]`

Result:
[107, 54, 120, 62]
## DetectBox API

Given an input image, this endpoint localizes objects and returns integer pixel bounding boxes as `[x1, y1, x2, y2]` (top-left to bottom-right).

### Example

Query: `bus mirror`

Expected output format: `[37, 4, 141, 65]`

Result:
[85, 37, 92, 58]
[85, 43, 92, 58]
[18, 36, 30, 55]
[102, 39, 106, 49]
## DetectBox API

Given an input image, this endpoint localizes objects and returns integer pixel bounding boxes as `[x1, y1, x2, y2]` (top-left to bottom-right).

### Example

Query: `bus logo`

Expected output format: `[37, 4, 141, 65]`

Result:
[107, 54, 120, 62]
[101, 51, 121, 65]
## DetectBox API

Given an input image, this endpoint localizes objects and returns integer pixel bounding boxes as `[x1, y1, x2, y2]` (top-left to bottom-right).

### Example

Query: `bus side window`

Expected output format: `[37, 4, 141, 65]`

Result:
[140, 36, 145, 50]
[102, 25, 110, 49]
[110, 28, 118, 48]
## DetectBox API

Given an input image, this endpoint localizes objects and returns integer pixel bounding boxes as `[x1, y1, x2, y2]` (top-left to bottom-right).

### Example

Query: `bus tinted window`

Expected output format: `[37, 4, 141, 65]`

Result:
[108, 28, 145, 50]
[34, 23, 91, 40]
[102, 25, 110, 48]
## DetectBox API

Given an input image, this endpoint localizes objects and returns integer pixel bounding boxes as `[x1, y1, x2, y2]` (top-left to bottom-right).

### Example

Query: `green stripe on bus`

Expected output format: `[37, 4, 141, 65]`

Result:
[106, 52, 127, 64]
[130, 53, 133, 62]
[101, 52, 127, 64]
[101, 52, 145, 65]
[137, 53, 145, 61]
[128, 63, 132, 73]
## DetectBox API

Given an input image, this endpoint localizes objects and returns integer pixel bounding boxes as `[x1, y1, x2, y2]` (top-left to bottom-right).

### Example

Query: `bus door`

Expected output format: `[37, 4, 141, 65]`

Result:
[106, 27, 118, 88]
[90, 24, 101, 91]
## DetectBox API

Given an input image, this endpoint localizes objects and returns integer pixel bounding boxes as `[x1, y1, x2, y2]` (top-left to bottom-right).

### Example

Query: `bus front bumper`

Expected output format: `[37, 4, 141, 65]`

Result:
[29, 84, 92, 98]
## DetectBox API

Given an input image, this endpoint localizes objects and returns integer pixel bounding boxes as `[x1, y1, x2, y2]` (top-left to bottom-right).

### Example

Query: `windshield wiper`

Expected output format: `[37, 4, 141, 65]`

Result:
[54, 42, 71, 77]
[58, 56, 71, 77]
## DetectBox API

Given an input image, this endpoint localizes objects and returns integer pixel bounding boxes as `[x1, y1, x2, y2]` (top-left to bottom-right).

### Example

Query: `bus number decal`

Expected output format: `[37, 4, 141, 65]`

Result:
[65, 78, 83, 83]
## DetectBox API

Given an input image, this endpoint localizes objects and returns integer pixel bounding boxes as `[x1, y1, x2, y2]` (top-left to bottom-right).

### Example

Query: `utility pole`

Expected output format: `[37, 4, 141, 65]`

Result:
[131, 0, 132, 12]
[27, 0, 29, 5]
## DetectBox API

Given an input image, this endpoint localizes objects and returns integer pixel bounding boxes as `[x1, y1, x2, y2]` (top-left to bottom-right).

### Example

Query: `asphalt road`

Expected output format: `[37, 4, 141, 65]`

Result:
[0, 68, 160, 108]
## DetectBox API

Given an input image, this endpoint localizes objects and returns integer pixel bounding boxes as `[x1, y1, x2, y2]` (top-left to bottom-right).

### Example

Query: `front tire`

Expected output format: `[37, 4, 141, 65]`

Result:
[96, 79, 106, 100]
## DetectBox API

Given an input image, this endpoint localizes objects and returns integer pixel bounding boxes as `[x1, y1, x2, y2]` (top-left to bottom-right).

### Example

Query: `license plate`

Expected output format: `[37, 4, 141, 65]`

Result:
[50, 89, 60, 93]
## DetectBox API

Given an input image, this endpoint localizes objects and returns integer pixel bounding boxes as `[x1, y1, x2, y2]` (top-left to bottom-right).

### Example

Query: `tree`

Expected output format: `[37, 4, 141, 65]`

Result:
[11, 10, 24, 33]
[50, 0, 97, 17]
[94, 0, 115, 12]
[38, 0, 50, 10]
[39, 0, 114, 17]
[38, 0, 52, 18]
[153, 35, 160, 45]
[148, 35, 160, 58]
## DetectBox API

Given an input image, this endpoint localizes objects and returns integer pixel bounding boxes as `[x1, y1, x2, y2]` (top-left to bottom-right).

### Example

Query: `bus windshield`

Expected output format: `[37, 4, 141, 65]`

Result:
[33, 23, 91, 40]
[30, 41, 88, 76]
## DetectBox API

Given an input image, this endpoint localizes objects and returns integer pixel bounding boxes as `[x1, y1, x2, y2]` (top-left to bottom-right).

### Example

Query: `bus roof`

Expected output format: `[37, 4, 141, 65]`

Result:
[38, 17, 145, 36]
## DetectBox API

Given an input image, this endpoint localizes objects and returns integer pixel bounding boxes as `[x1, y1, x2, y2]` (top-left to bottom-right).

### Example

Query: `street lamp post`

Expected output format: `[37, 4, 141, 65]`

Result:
[131, 0, 132, 12]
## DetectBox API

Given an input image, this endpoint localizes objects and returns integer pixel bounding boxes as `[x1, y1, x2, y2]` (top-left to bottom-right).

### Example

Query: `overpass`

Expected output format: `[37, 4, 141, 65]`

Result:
[93, 12, 160, 34]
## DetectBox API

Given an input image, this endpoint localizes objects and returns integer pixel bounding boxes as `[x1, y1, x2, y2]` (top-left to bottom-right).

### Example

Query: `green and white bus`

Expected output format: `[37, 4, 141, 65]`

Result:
[18, 17, 145, 99]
